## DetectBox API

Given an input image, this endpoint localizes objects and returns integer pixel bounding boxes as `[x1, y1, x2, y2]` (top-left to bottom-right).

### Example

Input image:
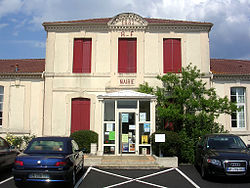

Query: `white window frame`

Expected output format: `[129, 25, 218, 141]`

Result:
[231, 87, 246, 129]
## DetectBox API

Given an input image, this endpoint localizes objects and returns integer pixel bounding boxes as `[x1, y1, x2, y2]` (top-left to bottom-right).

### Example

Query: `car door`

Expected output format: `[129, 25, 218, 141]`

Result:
[71, 140, 82, 172]
[195, 136, 207, 166]
[0, 137, 16, 167]
[0, 137, 6, 167]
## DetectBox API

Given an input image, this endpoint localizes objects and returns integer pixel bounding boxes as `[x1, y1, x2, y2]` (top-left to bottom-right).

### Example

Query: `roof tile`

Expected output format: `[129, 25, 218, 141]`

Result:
[0, 59, 45, 73]
[210, 59, 250, 75]
[43, 17, 212, 26]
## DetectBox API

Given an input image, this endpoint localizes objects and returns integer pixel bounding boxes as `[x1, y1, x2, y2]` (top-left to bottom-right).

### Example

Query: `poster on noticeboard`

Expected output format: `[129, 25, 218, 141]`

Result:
[140, 112, 146, 122]
[129, 144, 135, 152]
[144, 123, 150, 132]
[122, 113, 129, 123]
[122, 143, 129, 152]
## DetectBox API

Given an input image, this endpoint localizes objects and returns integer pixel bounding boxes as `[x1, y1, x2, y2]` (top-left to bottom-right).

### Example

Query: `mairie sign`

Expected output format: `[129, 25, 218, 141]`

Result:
[119, 78, 135, 85]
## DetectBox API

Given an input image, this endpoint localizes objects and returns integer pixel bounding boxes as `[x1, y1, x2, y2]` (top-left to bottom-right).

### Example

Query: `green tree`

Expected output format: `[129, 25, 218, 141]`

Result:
[138, 64, 237, 162]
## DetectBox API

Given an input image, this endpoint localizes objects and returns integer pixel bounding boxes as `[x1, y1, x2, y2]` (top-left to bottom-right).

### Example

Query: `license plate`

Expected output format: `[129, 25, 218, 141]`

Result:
[28, 173, 49, 179]
[226, 167, 246, 172]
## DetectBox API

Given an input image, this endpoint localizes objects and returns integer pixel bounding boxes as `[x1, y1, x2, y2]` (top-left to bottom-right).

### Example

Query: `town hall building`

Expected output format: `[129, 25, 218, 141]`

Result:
[1, 13, 250, 155]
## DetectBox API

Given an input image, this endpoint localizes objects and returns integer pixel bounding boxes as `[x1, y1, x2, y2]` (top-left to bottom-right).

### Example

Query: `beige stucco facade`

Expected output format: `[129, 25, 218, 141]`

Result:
[212, 75, 250, 144]
[0, 75, 44, 137]
[1, 13, 250, 153]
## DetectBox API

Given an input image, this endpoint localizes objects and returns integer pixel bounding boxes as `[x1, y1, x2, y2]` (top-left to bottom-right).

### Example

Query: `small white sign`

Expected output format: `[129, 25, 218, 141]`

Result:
[140, 112, 146, 122]
[129, 125, 136, 130]
[122, 113, 129, 123]
[155, 134, 165, 143]
[106, 123, 113, 131]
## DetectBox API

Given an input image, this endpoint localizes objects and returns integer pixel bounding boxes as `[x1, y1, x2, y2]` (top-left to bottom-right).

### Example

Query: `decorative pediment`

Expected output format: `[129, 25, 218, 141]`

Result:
[108, 13, 148, 31]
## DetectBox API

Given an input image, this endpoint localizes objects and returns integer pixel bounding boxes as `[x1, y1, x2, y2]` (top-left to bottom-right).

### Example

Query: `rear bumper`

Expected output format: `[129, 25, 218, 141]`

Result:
[12, 168, 72, 182]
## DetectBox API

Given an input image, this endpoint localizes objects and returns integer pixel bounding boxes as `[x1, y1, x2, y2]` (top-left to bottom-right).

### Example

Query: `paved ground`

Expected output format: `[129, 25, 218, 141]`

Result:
[1, 165, 250, 188]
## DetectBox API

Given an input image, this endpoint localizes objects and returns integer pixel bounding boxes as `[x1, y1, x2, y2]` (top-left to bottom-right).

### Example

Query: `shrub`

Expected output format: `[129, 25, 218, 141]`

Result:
[151, 130, 181, 157]
[5, 133, 35, 150]
[178, 130, 195, 163]
[70, 130, 98, 153]
[151, 130, 195, 163]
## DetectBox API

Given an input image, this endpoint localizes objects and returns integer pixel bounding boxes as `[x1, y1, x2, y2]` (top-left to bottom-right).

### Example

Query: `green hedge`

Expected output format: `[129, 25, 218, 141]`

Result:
[70, 130, 98, 153]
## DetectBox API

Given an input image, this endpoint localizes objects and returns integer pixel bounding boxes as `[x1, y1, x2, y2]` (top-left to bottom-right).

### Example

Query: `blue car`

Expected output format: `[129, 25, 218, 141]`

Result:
[12, 136, 84, 187]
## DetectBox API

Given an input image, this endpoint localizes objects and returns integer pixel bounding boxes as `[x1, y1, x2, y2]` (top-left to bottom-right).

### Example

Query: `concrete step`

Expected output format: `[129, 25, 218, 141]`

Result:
[84, 155, 179, 169]
[101, 156, 157, 166]
[84, 155, 161, 169]
[98, 164, 160, 169]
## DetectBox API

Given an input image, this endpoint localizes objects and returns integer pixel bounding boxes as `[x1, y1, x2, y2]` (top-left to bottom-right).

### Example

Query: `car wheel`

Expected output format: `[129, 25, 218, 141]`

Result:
[71, 169, 76, 187]
[14, 181, 23, 188]
[201, 162, 209, 179]
[80, 160, 84, 173]
[194, 159, 199, 170]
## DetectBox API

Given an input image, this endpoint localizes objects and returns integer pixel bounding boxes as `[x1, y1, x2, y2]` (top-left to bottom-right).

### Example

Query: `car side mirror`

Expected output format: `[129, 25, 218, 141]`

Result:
[81, 148, 87, 153]
[10, 145, 15, 150]
[198, 144, 204, 149]
[247, 144, 250, 149]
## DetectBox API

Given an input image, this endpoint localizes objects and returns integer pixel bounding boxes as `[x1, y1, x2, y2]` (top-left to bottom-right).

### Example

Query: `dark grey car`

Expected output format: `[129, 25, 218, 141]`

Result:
[0, 137, 18, 170]
[195, 134, 250, 179]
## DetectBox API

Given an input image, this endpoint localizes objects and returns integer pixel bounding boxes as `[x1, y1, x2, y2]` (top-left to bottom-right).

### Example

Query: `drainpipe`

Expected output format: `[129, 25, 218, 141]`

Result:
[41, 71, 45, 136]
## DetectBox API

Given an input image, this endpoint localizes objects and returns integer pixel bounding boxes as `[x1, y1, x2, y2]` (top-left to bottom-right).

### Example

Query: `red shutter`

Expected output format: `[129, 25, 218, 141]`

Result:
[118, 38, 136, 73]
[118, 39, 127, 73]
[73, 39, 92, 73]
[172, 39, 181, 73]
[163, 39, 181, 73]
[82, 39, 92, 73]
[163, 39, 173, 73]
[127, 39, 136, 73]
[73, 39, 83, 73]
[71, 98, 90, 133]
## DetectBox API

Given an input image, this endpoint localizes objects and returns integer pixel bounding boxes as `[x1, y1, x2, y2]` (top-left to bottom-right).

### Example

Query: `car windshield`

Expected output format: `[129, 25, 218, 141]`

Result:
[25, 140, 65, 153]
[207, 136, 247, 150]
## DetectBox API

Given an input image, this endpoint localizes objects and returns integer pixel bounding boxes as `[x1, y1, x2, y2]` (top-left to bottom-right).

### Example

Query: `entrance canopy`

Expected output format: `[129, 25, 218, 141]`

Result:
[98, 90, 156, 99]
[98, 90, 156, 155]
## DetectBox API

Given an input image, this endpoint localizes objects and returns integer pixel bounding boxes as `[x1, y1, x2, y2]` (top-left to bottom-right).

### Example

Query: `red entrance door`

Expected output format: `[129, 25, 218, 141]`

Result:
[71, 98, 90, 133]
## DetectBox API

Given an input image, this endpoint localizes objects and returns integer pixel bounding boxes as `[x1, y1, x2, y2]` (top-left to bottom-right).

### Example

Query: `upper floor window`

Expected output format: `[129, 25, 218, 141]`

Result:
[118, 38, 137, 73]
[73, 38, 92, 73]
[163, 38, 182, 73]
[0, 86, 4, 127]
[231, 87, 246, 128]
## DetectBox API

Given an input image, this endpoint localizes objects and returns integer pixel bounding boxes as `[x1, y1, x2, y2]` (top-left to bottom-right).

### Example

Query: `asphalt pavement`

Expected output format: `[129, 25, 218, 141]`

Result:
[1, 165, 250, 188]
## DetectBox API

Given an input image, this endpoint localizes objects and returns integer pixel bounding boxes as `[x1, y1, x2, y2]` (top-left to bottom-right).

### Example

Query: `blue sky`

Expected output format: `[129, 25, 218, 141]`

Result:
[0, 0, 249, 60]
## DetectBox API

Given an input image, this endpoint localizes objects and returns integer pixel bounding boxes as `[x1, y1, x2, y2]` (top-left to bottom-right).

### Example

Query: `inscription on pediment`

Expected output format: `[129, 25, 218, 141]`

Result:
[108, 13, 148, 30]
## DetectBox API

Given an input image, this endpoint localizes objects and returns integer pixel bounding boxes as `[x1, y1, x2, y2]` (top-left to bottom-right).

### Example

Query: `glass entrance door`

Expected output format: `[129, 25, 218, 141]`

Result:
[119, 112, 136, 154]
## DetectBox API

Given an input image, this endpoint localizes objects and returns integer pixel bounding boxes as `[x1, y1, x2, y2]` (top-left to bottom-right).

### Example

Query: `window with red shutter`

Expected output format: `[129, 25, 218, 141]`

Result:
[118, 38, 137, 73]
[71, 98, 90, 133]
[73, 38, 92, 73]
[163, 39, 182, 73]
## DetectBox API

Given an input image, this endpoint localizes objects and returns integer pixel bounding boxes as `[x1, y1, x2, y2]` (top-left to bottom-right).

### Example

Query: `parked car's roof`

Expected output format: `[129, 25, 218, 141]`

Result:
[205, 133, 238, 137]
[32, 136, 72, 141]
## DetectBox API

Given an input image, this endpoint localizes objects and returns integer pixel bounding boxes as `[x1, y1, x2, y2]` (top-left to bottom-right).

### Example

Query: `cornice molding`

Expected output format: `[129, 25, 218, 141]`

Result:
[147, 25, 211, 32]
[44, 23, 211, 33]
[43, 13, 211, 33]
[44, 25, 109, 32]
[212, 74, 250, 81]
[0, 73, 43, 79]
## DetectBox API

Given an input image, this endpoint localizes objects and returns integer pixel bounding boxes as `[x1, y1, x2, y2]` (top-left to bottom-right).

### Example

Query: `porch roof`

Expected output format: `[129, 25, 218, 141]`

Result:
[98, 90, 156, 99]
